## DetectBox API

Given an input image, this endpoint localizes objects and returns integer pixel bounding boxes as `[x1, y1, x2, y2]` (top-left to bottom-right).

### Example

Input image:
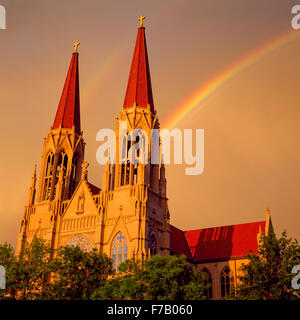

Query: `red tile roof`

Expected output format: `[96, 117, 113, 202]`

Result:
[52, 53, 81, 134]
[87, 182, 101, 195]
[169, 225, 192, 260]
[123, 27, 154, 112]
[170, 221, 265, 263]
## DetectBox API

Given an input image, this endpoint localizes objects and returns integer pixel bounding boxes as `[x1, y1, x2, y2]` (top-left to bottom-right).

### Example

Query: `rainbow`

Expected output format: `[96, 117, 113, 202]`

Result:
[82, 48, 126, 105]
[162, 30, 300, 130]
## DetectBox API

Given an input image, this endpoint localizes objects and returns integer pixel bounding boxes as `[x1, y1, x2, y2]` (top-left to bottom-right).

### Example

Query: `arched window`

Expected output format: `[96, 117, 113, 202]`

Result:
[111, 232, 128, 271]
[221, 266, 234, 297]
[132, 133, 141, 185]
[140, 133, 147, 163]
[135, 135, 140, 158]
[149, 233, 157, 255]
[132, 130, 147, 164]
[202, 267, 213, 299]
[53, 152, 68, 198]
[69, 156, 78, 198]
[121, 135, 127, 162]
[110, 164, 115, 190]
[120, 134, 131, 186]
[43, 152, 54, 200]
[56, 152, 68, 177]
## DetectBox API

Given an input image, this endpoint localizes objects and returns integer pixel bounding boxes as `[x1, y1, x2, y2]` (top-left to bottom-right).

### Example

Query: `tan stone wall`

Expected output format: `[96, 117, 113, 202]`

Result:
[196, 258, 249, 299]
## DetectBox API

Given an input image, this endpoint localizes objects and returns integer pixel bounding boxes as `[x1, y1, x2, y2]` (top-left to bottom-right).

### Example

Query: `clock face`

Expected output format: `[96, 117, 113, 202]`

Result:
[65, 234, 93, 251]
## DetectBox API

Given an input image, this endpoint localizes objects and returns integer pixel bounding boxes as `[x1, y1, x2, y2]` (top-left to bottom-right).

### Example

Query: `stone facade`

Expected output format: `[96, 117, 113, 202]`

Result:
[17, 24, 170, 272]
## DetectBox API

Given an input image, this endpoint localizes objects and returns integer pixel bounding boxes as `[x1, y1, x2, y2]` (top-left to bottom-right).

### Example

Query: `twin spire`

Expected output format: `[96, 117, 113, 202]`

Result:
[52, 41, 81, 134]
[52, 16, 154, 133]
[123, 16, 155, 112]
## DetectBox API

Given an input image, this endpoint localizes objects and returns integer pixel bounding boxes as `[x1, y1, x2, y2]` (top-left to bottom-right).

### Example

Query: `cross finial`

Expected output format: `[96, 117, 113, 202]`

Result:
[138, 15, 145, 28]
[73, 41, 80, 53]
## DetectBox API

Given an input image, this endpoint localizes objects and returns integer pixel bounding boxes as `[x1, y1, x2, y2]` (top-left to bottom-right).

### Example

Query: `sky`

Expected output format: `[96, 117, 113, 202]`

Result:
[1, 0, 300, 246]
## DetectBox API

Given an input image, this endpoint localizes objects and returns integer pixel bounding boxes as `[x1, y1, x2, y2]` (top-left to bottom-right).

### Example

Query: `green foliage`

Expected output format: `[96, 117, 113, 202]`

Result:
[2, 231, 299, 300]
[227, 231, 300, 300]
[0, 240, 113, 300]
[92, 254, 207, 300]
[0, 242, 15, 299]
[48, 246, 113, 300]
[0, 238, 54, 299]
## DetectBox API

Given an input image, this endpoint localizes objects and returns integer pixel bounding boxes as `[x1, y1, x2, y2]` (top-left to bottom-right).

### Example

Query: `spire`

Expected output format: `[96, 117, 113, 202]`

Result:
[31, 165, 37, 187]
[123, 17, 155, 112]
[52, 43, 81, 134]
[27, 165, 37, 206]
[265, 206, 274, 236]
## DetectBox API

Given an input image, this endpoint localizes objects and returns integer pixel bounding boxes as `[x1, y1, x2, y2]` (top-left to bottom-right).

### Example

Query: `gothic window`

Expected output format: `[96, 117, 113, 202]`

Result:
[111, 232, 128, 271]
[202, 267, 213, 299]
[120, 162, 125, 186]
[133, 163, 138, 184]
[53, 152, 68, 198]
[221, 266, 234, 297]
[132, 134, 141, 185]
[140, 133, 147, 163]
[120, 134, 131, 186]
[69, 156, 78, 198]
[56, 152, 68, 178]
[65, 234, 93, 251]
[135, 135, 140, 158]
[110, 164, 115, 190]
[149, 233, 157, 255]
[120, 135, 127, 186]
[125, 160, 130, 185]
[121, 135, 127, 162]
[133, 131, 147, 163]
[43, 152, 54, 200]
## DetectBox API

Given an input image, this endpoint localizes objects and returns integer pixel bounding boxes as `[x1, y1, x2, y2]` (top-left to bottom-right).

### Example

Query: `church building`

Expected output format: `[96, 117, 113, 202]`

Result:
[17, 17, 273, 299]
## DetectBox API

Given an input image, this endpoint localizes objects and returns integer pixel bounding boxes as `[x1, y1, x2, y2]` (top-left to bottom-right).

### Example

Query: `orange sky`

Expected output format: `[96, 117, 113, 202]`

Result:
[1, 0, 300, 246]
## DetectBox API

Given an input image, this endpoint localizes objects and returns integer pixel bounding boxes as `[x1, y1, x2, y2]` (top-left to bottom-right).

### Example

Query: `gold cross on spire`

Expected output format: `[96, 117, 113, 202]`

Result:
[73, 41, 80, 53]
[138, 15, 145, 28]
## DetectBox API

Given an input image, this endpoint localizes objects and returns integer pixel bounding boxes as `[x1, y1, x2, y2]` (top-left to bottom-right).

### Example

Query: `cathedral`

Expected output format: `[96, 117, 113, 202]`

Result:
[17, 17, 273, 299]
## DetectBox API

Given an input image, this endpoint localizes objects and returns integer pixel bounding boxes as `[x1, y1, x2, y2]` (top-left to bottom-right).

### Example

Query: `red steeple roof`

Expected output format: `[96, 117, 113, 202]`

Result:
[123, 26, 155, 112]
[52, 52, 81, 134]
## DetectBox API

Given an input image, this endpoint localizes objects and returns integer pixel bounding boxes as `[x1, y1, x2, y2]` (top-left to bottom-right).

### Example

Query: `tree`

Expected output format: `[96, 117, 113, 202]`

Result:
[227, 231, 300, 300]
[92, 254, 208, 300]
[0, 238, 54, 299]
[48, 246, 113, 300]
[0, 242, 15, 299]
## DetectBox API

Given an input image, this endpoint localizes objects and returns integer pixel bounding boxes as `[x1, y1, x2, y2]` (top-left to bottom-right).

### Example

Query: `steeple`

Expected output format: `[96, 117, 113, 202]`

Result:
[265, 206, 274, 236]
[27, 165, 37, 206]
[123, 17, 155, 112]
[52, 43, 81, 134]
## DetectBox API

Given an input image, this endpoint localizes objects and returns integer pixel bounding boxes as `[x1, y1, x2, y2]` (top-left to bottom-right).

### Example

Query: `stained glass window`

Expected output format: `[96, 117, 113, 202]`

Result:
[43, 153, 54, 200]
[149, 234, 157, 255]
[221, 266, 234, 297]
[65, 234, 93, 251]
[111, 232, 128, 271]
[202, 267, 213, 299]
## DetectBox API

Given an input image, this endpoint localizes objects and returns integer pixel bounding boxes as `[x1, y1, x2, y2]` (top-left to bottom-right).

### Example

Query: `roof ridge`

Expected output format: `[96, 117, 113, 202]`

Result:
[184, 220, 265, 233]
